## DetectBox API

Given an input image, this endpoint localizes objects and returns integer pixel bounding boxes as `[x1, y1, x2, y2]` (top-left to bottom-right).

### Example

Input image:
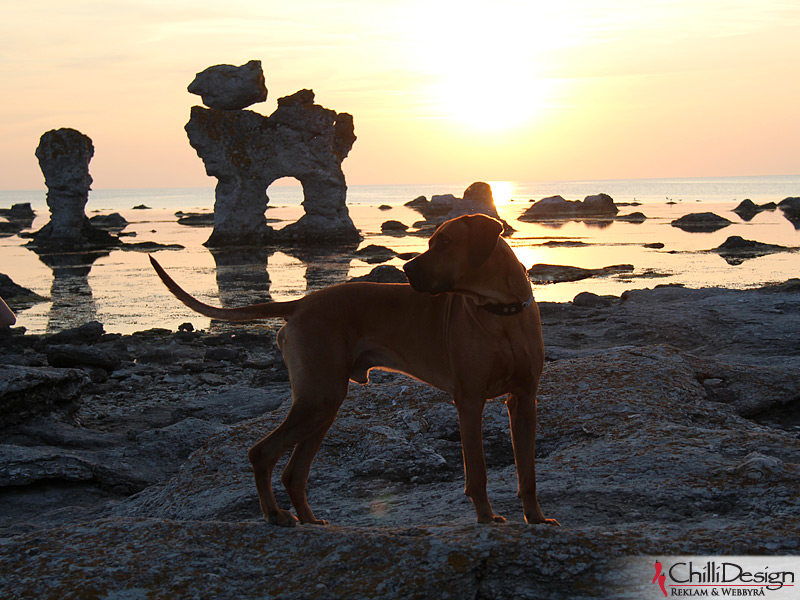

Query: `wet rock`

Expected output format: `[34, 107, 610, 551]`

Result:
[519, 193, 619, 222]
[0, 203, 35, 232]
[176, 211, 214, 227]
[615, 211, 647, 223]
[31, 129, 119, 250]
[778, 197, 800, 228]
[670, 212, 731, 232]
[89, 213, 128, 230]
[405, 183, 514, 235]
[349, 265, 408, 283]
[732, 199, 777, 221]
[380, 220, 408, 234]
[186, 65, 359, 246]
[527, 263, 633, 284]
[188, 60, 268, 110]
[355, 244, 398, 264]
[119, 241, 185, 252]
[404, 195, 429, 210]
[0, 273, 47, 311]
[711, 235, 791, 265]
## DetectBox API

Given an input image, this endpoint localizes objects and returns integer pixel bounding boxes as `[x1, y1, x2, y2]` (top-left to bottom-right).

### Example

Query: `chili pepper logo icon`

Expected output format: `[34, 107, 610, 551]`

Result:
[653, 561, 668, 597]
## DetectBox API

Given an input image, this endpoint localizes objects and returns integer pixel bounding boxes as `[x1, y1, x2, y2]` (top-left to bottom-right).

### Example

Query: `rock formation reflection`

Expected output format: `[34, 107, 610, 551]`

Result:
[34, 249, 108, 334]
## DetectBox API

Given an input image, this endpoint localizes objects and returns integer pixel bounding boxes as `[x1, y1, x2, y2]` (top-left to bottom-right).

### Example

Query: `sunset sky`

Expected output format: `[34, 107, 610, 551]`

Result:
[2, 0, 799, 190]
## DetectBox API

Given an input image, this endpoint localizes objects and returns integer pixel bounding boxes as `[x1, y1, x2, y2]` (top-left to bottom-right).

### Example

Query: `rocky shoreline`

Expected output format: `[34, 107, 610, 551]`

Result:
[1, 279, 799, 598]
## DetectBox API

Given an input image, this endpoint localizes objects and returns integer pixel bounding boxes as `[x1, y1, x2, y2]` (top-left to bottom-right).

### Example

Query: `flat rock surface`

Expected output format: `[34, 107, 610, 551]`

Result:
[1, 281, 799, 598]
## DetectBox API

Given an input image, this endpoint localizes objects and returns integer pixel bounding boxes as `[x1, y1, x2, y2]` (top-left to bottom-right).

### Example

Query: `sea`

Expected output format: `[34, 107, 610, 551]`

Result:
[1, 175, 798, 335]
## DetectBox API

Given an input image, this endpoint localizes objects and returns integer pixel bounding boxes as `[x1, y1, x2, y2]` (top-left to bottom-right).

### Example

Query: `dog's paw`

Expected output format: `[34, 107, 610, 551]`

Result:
[268, 509, 298, 527]
[477, 514, 507, 524]
[525, 513, 561, 527]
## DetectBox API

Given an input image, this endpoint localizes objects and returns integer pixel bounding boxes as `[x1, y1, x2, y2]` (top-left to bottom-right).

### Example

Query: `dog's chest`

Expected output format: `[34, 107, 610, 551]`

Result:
[448, 323, 540, 398]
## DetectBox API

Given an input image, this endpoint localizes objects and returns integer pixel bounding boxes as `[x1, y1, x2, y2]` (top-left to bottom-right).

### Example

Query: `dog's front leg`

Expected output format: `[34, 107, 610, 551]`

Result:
[506, 393, 560, 526]
[455, 395, 505, 524]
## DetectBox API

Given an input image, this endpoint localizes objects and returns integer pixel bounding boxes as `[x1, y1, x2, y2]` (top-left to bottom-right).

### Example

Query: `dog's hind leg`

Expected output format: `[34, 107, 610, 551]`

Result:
[250, 327, 349, 526]
[281, 416, 337, 525]
[248, 392, 343, 526]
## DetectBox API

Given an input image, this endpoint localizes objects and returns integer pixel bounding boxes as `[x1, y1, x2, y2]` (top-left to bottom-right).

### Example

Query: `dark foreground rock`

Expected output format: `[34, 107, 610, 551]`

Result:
[0, 282, 799, 598]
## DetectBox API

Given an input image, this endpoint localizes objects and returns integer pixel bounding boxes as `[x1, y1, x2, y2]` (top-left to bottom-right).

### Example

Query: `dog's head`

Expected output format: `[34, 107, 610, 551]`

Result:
[403, 214, 504, 295]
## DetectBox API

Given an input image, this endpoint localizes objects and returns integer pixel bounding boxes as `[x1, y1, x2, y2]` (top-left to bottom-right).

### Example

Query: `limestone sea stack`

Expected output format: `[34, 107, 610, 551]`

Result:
[185, 61, 359, 246]
[31, 128, 118, 249]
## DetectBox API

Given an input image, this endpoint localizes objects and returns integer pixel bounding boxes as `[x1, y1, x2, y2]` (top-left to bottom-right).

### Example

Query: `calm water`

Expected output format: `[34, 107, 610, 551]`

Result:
[1, 175, 798, 334]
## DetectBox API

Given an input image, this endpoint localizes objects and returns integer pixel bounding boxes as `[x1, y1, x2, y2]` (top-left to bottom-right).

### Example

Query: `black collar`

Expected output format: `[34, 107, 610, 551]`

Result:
[480, 294, 534, 316]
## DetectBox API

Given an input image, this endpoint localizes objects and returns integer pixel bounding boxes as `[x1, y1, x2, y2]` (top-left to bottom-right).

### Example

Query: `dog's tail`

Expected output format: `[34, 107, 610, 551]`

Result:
[149, 255, 299, 321]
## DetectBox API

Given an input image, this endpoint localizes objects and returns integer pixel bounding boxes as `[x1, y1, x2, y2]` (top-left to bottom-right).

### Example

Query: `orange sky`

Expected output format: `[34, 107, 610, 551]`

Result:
[2, 0, 799, 190]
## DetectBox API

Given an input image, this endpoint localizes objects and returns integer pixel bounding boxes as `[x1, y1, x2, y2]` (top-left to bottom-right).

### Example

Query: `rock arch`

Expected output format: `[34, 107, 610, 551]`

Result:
[185, 62, 360, 247]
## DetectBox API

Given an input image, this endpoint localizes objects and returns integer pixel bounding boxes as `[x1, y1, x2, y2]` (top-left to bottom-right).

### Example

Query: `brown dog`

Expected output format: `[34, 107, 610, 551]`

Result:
[149, 214, 557, 526]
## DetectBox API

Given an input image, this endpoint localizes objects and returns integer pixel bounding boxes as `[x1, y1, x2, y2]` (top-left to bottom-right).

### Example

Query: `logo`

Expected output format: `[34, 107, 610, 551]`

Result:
[652, 561, 668, 597]
[645, 557, 798, 597]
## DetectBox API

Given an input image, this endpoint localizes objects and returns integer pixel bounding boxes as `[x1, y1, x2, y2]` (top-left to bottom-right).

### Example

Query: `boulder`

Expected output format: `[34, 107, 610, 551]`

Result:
[778, 197, 800, 227]
[186, 74, 359, 246]
[582, 193, 618, 215]
[355, 244, 398, 264]
[615, 211, 647, 223]
[711, 236, 791, 265]
[732, 199, 777, 221]
[176, 211, 215, 227]
[0, 273, 47, 311]
[0, 203, 35, 232]
[0, 365, 88, 428]
[31, 129, 119, 249]
[187, 60, 268, 110]
[380, 220, 408, 235]
[349, 265, 408, 283]
[404, 183, 514, 235]
[519, 193, 619, 222]
[670, 212, 731, 232]
[88, 213, 128, 230]
[527, 263, 633, 284]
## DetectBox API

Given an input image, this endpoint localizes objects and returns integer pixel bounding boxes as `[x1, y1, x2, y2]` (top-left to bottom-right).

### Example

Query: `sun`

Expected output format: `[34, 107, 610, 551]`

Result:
[406, 0, 568, 133]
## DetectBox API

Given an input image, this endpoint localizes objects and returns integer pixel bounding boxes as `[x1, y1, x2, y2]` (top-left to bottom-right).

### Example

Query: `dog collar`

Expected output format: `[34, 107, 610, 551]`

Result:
[480, 294, 534, 316]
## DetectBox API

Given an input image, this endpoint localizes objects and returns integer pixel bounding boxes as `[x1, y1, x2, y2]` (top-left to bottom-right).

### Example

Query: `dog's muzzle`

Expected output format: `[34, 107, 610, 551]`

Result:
[403, 259, 450, 294]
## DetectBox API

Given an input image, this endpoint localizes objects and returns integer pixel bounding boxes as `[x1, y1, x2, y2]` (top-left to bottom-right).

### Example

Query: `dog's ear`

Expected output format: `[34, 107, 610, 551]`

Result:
[466, 214, 503, 268]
